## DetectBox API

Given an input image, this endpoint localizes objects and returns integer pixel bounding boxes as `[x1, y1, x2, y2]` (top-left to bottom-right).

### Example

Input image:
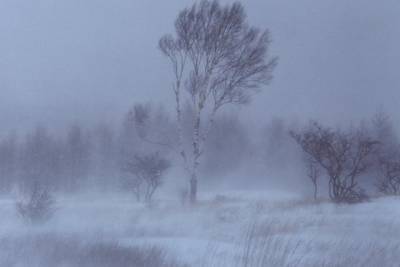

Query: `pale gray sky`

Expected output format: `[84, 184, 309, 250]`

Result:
[0, 0, 399, 131]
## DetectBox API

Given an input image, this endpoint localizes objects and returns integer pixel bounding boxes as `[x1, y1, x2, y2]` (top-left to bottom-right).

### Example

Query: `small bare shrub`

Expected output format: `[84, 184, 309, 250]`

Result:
[15, 183, 55, 223]
[124, 152, 170, 203]
[291, 122, 377, 203]
[377, 166, 400, 195]
[371, 112, 400, 195]
[374, 143, 400, 196]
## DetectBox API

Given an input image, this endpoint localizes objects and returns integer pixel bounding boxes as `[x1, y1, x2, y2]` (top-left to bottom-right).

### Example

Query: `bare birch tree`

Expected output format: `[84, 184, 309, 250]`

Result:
[159, 0, 277, 203]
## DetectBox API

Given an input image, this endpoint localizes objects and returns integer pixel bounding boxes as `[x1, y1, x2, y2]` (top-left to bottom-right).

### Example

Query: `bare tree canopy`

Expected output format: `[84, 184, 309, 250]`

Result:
[291, 122, 378, 203]
[160, 0, 277, 108]
[159, 0, 277, 203]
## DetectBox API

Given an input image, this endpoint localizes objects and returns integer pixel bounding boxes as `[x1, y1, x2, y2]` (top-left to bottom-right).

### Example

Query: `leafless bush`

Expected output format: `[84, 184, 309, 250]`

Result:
[376, 156, 400, 195]
[124, 152, 170, 203]
[370, 112, 400, 195]
[15, 183, 56, 223]
[291, 122, 378, 203]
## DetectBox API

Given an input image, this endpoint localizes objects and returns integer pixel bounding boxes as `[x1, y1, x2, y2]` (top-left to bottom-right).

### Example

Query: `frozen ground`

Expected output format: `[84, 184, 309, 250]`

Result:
[0, 190, 399, 267]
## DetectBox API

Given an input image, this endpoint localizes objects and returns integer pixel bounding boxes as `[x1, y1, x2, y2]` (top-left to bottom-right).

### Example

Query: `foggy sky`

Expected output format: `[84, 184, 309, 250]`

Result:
[0, 0, 399, 132]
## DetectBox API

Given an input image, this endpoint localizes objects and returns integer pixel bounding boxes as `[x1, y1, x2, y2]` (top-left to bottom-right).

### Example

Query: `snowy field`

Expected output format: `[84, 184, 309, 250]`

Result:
[0, 191, 399, 267]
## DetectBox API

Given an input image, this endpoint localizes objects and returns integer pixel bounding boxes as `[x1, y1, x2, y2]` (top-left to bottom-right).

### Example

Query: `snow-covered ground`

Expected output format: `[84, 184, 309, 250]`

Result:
[0, 191, 399, 267]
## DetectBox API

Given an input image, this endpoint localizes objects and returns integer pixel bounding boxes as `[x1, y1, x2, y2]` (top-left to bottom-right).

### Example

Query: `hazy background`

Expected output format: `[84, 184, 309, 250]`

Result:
[0, 0, 399, 132]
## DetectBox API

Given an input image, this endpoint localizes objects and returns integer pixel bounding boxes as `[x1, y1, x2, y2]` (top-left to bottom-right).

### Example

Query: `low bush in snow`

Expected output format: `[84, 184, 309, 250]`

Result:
[123, 152, 170, 204]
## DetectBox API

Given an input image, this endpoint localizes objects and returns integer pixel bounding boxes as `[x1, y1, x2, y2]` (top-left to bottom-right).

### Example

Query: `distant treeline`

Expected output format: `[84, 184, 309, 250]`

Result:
[0, 103, 279, 193]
